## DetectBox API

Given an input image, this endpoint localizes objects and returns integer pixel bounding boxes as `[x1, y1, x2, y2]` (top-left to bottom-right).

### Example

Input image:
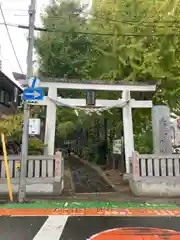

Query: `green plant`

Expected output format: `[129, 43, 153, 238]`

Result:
[82, 144, 97, 161]
[0, 114, 22, 137]
[28, 137, 47, 155]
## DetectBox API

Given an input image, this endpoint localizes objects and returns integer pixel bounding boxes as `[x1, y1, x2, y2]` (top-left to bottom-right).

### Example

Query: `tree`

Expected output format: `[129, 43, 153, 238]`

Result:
[35, 0, 180, 161]
[0, 113, 46, 155]
[87, 0, 180, 152]
[36, 0, 92, 79]
[0, 114, 22, 140]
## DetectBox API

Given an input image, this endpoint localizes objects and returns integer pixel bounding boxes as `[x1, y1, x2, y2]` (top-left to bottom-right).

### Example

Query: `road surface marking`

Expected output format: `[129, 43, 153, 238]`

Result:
[33, 215, 68, 240]
[1, 208, 180, 216]
[88, 227, 180, 239]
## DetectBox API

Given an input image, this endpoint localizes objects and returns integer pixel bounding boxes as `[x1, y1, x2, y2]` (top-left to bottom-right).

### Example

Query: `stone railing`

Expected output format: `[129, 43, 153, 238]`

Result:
[0, 151, 64, 195]
[129, 151, 180, 197]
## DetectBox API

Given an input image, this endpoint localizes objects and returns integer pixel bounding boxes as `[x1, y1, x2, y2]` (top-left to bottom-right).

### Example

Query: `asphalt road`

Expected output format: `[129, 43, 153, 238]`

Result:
[68, 156, 115, 193]
[0, 216, 47, 240]
[0, 216, 180, 240]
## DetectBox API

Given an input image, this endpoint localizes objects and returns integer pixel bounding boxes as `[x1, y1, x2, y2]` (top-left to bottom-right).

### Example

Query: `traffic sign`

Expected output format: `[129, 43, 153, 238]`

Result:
[23, 77, 44, 100]
[23, 88, 44, 100]
[28, 77, 40, 88]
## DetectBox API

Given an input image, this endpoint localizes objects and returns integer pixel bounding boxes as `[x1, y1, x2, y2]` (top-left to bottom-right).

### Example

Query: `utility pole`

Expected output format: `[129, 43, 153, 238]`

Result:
[18, 0, 36, 202]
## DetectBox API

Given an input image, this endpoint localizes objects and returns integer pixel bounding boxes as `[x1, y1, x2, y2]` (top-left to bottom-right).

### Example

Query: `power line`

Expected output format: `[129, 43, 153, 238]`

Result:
[1, 20, 180, 32]
[8, 2, 177, 27]
[47, 15, 180, 24]
[2, 8, 27, 12]
[2, 21, 180, 30]
[0, 22, 19, 27]
[3, 4, 180, 26]
[41, 16, 180, 29]
[1, 22, 180, 37]
[39, 9, 180, 24]
[0, 4, 24, 74]
[11, 6, 174, 26]
[4, 5, 179, 30]
[17, 24, 180, 37]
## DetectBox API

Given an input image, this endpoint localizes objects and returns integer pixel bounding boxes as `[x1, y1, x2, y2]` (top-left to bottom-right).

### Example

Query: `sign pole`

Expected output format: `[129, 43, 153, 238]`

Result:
[18, 0, 36, 202]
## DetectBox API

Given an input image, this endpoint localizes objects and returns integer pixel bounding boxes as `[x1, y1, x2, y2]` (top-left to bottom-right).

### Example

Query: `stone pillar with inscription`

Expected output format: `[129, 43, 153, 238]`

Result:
[152, 105, 172, 154]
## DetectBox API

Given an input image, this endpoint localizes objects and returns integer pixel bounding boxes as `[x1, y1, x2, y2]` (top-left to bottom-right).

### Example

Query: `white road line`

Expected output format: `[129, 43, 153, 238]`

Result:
[33, 215, 68, 240]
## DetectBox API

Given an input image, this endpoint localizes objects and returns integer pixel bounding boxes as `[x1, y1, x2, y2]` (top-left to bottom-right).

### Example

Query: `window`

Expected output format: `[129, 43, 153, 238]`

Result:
[0, 90, 4, 103]
[4, 92, 9, 105]
[0, 90, 10, 105]
[14, 87, 18, 102]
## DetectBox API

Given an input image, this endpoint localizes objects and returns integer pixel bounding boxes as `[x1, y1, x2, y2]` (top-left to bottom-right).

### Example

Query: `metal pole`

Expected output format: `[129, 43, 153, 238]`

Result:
[18, 0, 36, 202]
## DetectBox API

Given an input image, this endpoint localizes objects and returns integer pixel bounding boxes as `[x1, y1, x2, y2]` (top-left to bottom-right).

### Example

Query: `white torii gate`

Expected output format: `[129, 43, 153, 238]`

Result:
[29, 80, 156, 173]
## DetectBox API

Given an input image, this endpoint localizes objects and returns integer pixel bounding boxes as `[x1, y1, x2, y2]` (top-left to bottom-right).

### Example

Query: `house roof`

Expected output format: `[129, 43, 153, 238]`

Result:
[0, 71, 23, 91]
[13, 72, 26, 81]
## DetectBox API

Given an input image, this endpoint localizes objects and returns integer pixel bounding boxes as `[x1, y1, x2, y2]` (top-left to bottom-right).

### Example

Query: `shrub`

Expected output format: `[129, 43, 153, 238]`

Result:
[28, 137, 47, 155]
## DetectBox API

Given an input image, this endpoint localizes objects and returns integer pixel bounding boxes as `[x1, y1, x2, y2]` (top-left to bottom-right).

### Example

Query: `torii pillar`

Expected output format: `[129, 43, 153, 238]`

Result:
[44, 86, 57, 155]
[122, 90, 134, 173]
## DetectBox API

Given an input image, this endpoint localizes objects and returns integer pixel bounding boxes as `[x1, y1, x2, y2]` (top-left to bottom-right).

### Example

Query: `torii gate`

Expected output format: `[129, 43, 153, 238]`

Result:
[29, 80, 156, 173]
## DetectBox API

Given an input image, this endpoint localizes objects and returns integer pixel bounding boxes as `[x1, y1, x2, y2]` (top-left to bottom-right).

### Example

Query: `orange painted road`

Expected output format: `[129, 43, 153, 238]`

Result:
[0, 215, 180, 240]
[1, 208, 180, 216]
[89, 227, 180, 239]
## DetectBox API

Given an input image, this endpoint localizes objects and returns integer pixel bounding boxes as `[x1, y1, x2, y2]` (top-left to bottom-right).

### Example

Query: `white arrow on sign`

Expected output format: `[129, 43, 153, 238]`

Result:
[28, 77, 40, 88]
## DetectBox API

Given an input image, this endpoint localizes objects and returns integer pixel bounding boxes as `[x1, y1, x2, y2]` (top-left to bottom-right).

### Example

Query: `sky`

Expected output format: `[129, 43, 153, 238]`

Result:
[0, 0, 91, 78]
[0, 0, 51, 77]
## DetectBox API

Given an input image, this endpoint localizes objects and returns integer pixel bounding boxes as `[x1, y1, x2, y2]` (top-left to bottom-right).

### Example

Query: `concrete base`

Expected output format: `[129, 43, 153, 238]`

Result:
[122, 173, 132, 181]
[130, 178, 180, 197]
[0, 178, 62, 195]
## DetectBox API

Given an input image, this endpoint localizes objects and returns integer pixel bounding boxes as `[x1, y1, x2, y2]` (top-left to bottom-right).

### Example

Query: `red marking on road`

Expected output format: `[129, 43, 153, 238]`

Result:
[89, 227, 180, 239]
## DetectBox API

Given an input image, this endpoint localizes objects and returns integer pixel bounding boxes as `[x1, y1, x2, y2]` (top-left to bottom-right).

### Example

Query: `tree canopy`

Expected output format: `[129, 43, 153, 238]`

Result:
[35, 0, 180, 162]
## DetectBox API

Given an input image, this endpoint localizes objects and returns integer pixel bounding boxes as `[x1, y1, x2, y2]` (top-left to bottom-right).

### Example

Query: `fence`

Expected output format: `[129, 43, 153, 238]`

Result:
[132, 152, 180, 180]
[0, 151, 64, 195]
[130, 152, 180, 197]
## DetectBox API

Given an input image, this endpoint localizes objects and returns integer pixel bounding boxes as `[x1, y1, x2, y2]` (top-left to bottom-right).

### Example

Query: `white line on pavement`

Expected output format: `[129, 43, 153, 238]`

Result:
[33, 215, 68, 240]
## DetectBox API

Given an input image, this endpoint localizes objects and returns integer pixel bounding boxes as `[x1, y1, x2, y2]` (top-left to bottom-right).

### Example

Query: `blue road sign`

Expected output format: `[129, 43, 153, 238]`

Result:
[31, 78, 36, 88]
[23, 88, 44, 100]
[23, 77, 44, 100]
